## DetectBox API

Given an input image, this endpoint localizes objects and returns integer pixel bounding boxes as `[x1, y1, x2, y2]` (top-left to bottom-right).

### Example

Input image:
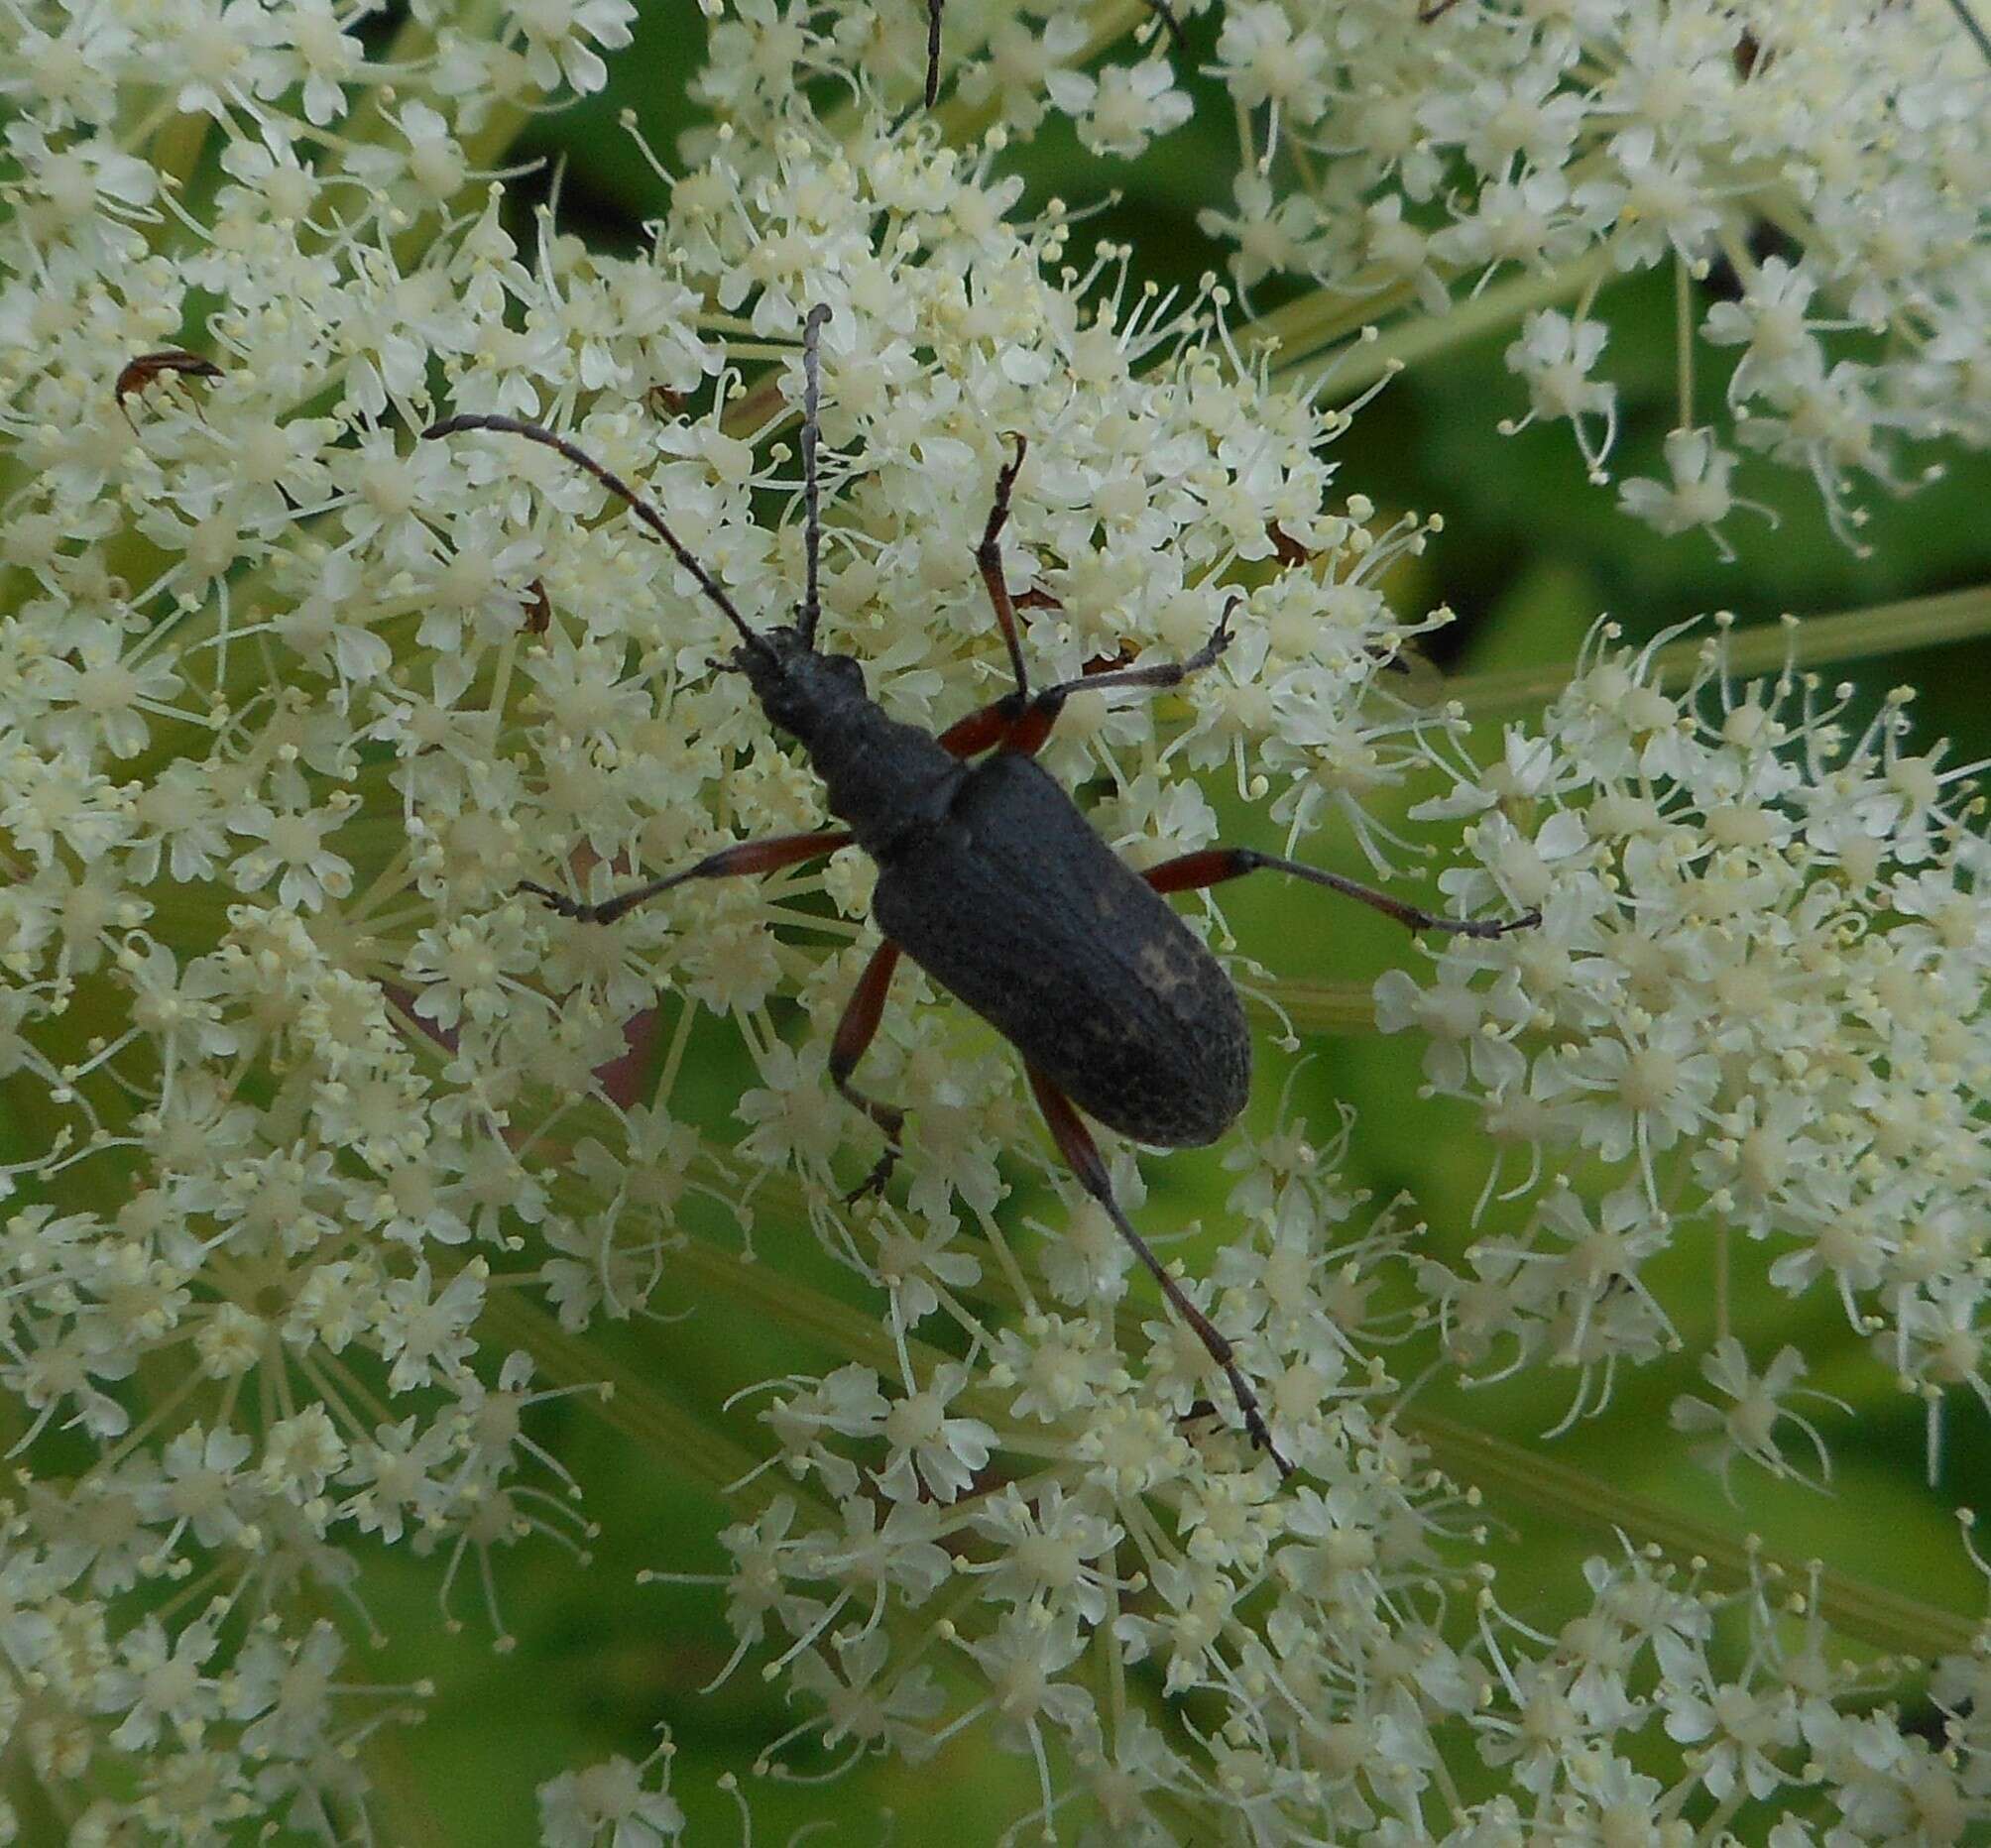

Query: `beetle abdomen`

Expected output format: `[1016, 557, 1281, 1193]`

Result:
[874, 754, 1250, 1148]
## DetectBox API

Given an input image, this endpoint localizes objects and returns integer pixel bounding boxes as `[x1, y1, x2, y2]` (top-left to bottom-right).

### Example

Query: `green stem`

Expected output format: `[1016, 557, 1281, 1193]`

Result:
[1448, 586, 1991, 722]
[1242, 249, 1619, 384]
[1410, 1413, 1981, 1659]
[480, 1287, 809, 1515]
[1247, 980, 1376, 1037]
[665, 1230, 907, 1379]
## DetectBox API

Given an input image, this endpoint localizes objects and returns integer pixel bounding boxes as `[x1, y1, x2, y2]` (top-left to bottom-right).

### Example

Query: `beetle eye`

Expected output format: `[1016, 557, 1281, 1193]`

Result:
[829, 654, 865, 691]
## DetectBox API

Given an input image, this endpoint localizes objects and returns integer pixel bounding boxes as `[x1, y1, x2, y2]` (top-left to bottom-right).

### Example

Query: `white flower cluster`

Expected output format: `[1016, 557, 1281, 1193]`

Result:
[691, 0, 1195, 160]
[1184, 0, 1991, 548]
[4, 0, 1989, 1838]
[0, 0, 1457, 1834]
[1386, 620, 1989, 1481]
[672, 1115, 1991, 1840]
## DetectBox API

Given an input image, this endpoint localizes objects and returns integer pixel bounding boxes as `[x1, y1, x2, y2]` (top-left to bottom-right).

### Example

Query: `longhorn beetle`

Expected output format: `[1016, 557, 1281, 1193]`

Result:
[425, 305, 1538, 1474]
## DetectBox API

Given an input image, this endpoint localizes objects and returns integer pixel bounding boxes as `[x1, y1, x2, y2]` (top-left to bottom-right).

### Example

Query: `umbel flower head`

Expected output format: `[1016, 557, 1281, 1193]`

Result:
[2, 0, 1990, 1842]
[0, 0, 1457, 1834]
[1388, 618, 1990, 1479]
[1155, 0, 1991, 550]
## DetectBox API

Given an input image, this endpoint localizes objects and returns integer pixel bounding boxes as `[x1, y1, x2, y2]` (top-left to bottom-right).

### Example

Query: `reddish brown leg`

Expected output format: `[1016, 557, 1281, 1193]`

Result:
[1000, 603, 1237, 758]
[1026, 1065, 1292, 1475]
[831, 940, 905, 1201]
[937, 694, 1026, 757]
[520, 829, 854, 926]
[939, 604, 1236, 762]
[1142, 847, 1542, 939]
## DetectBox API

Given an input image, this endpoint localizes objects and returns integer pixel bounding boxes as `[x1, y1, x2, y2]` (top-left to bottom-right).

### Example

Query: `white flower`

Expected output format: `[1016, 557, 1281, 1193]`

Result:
[4, 2, 1986, 1838]
[877, 1362, 996, 1504]
[1617, 425, 1776, 556]
[1392, 621, 1988, 1443]
[537, 1748, 683, 1848]
[1193, 0, 1991, 537]
[1046, 57, 1192, 159]
[1503, 310, 1618, 481]
[1671, 1338, 1848, 1498]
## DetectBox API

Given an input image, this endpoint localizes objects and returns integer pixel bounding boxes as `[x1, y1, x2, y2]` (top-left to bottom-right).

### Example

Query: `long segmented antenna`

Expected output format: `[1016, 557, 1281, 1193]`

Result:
[1946, 0, 1991, 64]
[421, 412, 775, 663]
[924, 0, 943, 108]
[798, 302, 832, 649]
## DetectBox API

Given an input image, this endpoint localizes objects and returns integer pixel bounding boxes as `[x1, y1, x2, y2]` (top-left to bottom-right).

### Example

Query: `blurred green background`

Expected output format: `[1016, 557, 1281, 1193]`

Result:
[210, 4, 1991, 1839]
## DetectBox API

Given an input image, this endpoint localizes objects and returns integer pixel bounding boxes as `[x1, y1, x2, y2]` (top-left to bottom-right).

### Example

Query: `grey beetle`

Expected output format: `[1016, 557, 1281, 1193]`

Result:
[425, 305, 1537, 1474]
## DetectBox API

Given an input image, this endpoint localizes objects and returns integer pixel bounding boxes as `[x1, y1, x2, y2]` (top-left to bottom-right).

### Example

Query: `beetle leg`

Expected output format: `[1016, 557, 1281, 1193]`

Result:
[976, 433, 1033, 699]
[796, 301, 832, 649]
[1025, 1065, 1294, 1476]
[937, 606, 1236, 762]
[1141, 847, 1543, 938]
[999, 601, 1239, 759]
[831, 940, 907, 1201]
[936, 692, 1026, 757]
[1038, 598, 1238, 704]
[519, 828, 855, 926]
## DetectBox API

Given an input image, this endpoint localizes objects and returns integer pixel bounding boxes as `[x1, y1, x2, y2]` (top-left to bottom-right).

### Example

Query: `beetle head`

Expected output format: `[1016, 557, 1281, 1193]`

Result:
[737, 626, 866, 742]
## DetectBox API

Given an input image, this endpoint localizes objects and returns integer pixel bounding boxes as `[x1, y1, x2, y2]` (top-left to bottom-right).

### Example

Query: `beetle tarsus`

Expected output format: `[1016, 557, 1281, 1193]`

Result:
[1409, 903, 1543, 940]
[1189, 1302, 1293, 1475]
[977, 434, 1033, 698]
[518, 879, 592, 921]
[1238, 1394, 1295, 1478]
[923, 0, 943, 106]
[844, 1146, 899, 1205]
[518, 878, 644, 926]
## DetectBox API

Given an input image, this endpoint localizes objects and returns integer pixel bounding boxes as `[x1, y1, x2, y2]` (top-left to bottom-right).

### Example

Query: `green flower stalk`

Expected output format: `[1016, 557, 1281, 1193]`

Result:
[1, 3, 1989, 1844]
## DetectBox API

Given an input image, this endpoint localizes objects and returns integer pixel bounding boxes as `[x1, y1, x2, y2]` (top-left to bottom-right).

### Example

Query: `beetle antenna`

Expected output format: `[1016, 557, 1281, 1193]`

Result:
[797, 302, 832, 650]
[422, 411, 775, 663]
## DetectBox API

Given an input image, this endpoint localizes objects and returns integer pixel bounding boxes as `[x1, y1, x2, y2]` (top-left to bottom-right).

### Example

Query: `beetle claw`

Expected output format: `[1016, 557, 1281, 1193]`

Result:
[518, 879, 592, 922]
[1188, 1392, 1294, 1476]
[844, 1147, 899, 1206]
[1241, 1402, 1295, 1477]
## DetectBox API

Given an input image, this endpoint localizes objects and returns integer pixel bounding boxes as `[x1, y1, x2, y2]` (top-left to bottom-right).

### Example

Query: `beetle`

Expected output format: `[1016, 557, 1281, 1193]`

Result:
[425, 304, 1538, 1474]
[115, 349, 223, 427]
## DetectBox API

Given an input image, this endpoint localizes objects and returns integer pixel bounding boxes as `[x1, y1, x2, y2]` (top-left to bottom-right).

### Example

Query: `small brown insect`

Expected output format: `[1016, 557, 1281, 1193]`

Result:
[523, 579, 553, 635]
[115, 350, 222, 426]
